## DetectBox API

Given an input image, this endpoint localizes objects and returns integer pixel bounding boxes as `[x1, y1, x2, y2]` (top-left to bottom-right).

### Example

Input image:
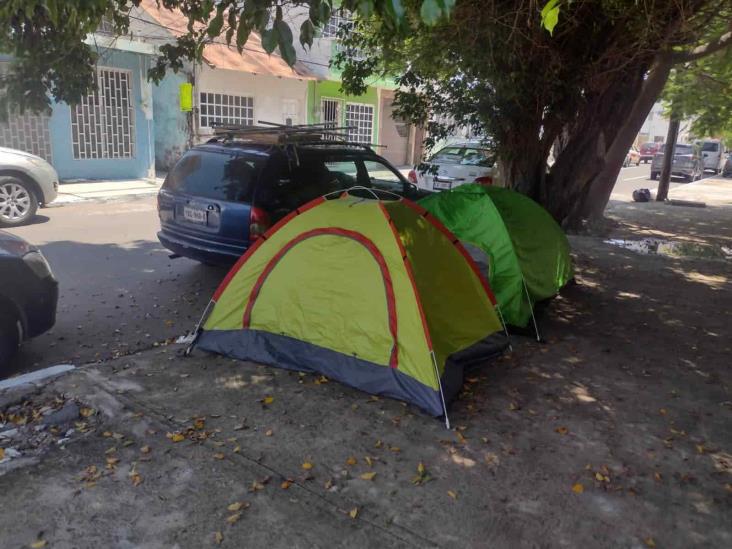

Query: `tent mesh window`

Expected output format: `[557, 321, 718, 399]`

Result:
[199, 92, 254, 129]
[71, 67, 135, 159]
[345, 103, 374, 144]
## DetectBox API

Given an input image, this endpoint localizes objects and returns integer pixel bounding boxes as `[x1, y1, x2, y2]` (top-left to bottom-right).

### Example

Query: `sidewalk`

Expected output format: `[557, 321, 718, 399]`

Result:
[1, 197, 730, 547]
[54, 176, 165, 205]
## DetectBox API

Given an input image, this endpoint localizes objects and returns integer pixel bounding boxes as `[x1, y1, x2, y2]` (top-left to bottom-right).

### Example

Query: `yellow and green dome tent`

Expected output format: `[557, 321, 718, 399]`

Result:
[419, 184, 573, 335]
[193, 192, 507, 421]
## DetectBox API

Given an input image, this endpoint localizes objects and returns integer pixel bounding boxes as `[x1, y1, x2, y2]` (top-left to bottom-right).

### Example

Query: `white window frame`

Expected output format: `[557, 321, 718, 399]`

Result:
[198, 91, 255, 130]
[344, 101, 374, 145]
[321, 9, 352, 38]
[70, 66, 135, 160]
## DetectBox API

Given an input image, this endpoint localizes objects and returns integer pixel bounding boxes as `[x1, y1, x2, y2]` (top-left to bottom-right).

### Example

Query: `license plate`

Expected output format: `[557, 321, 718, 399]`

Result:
[183, 206, 207, 224]
[433, 179, 452, 190]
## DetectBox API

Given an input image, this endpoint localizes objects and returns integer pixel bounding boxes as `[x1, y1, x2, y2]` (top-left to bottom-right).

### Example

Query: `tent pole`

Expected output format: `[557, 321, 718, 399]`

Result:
[430, 351, 451, 430]
[184, 299, 215, 356]
[495, 305, 513, 352]
[521, 276, 541, 342]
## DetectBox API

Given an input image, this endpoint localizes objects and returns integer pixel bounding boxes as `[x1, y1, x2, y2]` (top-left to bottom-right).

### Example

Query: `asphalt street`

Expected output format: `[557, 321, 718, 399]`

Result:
[4, 197, 228, 378]
[0, 164, 712, 378]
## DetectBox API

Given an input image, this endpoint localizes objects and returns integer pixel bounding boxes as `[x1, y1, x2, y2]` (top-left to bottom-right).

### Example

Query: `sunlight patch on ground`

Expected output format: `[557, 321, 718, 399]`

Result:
[616, 291, 642, 299]
[670, 269, 730, 289]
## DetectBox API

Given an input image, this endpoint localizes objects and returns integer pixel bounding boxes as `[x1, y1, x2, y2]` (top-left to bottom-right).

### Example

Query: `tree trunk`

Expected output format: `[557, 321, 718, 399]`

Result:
[657, 117, 680, 201]
[542, 56, 673, 228]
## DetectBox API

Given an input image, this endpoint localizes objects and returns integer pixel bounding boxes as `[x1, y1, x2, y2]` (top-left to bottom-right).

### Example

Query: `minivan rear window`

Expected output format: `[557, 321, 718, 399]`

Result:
[701, 142, 719, 152]
[164, 149, 263, 202]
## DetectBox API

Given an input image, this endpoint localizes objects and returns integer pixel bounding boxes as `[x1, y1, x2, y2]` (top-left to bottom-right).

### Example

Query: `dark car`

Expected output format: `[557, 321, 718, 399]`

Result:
[0, 230, 58, 366]
[639, 142, 663, 163]
[157, 134, 427, 265]
[723, 153, 732, 178]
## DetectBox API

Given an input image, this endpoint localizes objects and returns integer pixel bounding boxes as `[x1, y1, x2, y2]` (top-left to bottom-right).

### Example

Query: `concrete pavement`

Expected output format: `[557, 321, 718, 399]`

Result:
[54, 177, 164, 205]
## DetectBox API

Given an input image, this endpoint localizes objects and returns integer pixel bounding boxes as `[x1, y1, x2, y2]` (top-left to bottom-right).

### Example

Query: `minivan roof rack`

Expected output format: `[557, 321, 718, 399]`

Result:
[207, 120, 383, 150]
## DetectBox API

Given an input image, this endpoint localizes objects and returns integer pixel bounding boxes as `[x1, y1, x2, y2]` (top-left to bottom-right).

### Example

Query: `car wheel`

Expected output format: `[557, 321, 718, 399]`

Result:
[0, 311, 21, 367]
[650, 172, 658, 180]
[0, 177, 38, 227]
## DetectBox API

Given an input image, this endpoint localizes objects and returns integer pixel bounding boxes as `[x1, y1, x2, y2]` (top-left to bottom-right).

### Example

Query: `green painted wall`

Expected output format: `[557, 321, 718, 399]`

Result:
[307, 80, 381, 144]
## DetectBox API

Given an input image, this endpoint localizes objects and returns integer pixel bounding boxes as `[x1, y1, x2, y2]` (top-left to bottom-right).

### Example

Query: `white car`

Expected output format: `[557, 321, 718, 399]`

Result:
[0, 147, 58, 227]
[697, 139, 725, 174]
[408, 142, 495, 192]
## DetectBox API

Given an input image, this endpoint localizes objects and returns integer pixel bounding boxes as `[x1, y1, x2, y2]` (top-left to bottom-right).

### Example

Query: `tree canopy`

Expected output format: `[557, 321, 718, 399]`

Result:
[2, 0, 732, 226]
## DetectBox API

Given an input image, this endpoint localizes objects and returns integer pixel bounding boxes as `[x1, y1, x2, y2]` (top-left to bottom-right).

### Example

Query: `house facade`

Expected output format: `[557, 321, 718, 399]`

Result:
[0, 35, 156, 180]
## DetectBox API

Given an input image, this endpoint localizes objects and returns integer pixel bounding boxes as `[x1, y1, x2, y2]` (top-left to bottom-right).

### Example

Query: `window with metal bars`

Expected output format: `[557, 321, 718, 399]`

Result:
[322, 9, 352, 38]
[199, 92, 254, 129]
[345, 103, 374, 144]
[71, 67, 135, 159]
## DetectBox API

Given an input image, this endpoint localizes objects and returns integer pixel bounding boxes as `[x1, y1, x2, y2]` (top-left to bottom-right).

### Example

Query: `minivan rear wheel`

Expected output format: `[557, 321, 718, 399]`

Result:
[0, 177, 38, 227]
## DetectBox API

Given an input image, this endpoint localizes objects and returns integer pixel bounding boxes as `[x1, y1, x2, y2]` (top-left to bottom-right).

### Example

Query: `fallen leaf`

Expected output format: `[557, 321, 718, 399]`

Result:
[80, 407, 95, 417]
[302, 461, 314, 470]
[265, 429, 273, 437]
[572, 483, 584, 494]
[281, 480, 292, 489]
[214, 531, 224, 545]
[262, 396, 274, 405]
[447, 490, 458, 500]
[324, 478, 333, 490]
[360, 472, 377, 481]
[130, 472, 143, 486]
[227, 513, 242, 524]
[654, 472, 662, 482]
[374, 439, 383, 448]
[30, 540, 47, 549]
[364, 456, 373, 467]
[227, 501, 248, 512]
[102, 431, 113, 438]
[595, 472, 605, 482]
[0, 448, 4, 460]
[659, 408, 667, 416]
[417, 462, 425, 474]
[141, 446, 151, 454]
[193, 418, 205, 430]
[389, 446, 401, 453]
[250, 480, 265, 492]
[348, 507, 359, 519]
[644, 537, 656, 548]
[555, 426, 569, 435]
[106, 456, 120, 467]
[233, 445, 241, 453]
[346, 456, 357, 466]
[696, 444, 705, 454]
[213, 453, 225, 460]
[168, 433, 185, 443]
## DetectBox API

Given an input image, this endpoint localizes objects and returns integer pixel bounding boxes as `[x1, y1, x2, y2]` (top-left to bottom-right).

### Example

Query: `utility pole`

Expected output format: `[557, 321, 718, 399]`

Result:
[656, 115, 680, 202]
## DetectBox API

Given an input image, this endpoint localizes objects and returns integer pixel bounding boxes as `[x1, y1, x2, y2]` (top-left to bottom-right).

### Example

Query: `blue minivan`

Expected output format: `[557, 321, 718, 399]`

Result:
[157, 138, 425, 265]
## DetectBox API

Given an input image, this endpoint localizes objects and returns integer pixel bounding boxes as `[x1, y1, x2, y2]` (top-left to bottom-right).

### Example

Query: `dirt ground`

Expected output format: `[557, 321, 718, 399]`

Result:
[1, 200, 730, 549]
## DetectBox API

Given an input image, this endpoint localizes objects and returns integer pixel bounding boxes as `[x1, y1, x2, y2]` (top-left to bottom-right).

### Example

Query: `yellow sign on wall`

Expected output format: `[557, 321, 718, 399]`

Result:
[179, 83, 193, 112]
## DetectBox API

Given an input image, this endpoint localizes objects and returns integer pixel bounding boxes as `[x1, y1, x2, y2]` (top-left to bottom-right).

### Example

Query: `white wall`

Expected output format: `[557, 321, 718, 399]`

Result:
[195, 65, 309, 138]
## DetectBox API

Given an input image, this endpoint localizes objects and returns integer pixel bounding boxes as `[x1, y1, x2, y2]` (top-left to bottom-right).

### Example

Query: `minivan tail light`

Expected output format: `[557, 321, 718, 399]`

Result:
[407, 169, 418, 185]
[475, 175, 493, 186]
[249, 207, 271, 241]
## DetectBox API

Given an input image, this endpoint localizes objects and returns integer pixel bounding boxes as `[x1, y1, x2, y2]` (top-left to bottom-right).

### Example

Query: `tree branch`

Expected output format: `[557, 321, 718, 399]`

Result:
[672, 29, 732, 63]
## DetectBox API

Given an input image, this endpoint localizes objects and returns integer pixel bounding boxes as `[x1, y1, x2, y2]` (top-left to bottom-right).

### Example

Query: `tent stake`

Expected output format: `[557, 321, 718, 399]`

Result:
[521, 276, 541, 342]
[430, 351, 451, 430]
[495, 305, 513, 352]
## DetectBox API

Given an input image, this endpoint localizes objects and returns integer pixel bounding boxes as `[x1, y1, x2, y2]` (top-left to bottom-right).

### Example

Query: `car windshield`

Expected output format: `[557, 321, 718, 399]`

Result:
[701, 142, 719, 152]
[430, 145, 493, 167]
[163, 149, 263, 201]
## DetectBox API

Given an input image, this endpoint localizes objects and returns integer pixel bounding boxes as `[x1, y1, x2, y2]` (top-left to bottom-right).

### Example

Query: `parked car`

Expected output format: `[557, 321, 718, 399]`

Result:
[0, 231, 58, 366]
[157, 136, 428, 265]
[650, 143, 703, 182]
[723, 152, 732, 178]
[623, 147, 641, 167]
[696, 139, 725, 174]
[408, 141, 495, 192]
[639, 142, 663, 163]
[0, 147, 59, 227]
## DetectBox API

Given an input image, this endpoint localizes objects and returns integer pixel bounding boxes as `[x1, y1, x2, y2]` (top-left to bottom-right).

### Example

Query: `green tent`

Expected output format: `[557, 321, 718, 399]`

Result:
[419, 184, 573, 333]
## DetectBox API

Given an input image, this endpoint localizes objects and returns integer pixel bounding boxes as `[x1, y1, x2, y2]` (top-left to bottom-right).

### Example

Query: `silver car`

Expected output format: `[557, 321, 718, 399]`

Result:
[409, 141, 496, 192]
[0, 147, 58, 227]
[650, 143, 703, 182]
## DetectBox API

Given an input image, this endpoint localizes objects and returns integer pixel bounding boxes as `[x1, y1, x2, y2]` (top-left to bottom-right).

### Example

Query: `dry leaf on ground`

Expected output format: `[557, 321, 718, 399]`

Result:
[360, 472, 377, 481]
[348, 507, 359, 519]
[30, 540, 47, 549]
[346, 456, 357, 466]
[214, 531, 224, 545]
[572, 483, 584, 494]
[302, 461, 314, 470]
[448, 490, 458, 500]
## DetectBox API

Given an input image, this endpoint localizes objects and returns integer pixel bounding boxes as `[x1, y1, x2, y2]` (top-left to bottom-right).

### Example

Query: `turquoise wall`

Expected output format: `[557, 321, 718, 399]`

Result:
[48, 49, 155, 180]
[152, 70, 190, 170]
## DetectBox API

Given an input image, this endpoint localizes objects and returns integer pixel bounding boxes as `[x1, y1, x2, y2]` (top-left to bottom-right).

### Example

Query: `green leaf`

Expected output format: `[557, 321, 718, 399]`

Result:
[261, 28, 279, 55]
[300, 20, 316, 49]
[236, 20, 253, 51]
[275, 19, 296, 65]
[420, 0, 441, 25]
[389, 0, 406, 23]
[275, 19, 294, 46]
[207, 8, 225, 38]
[540, 0, 561, 36]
